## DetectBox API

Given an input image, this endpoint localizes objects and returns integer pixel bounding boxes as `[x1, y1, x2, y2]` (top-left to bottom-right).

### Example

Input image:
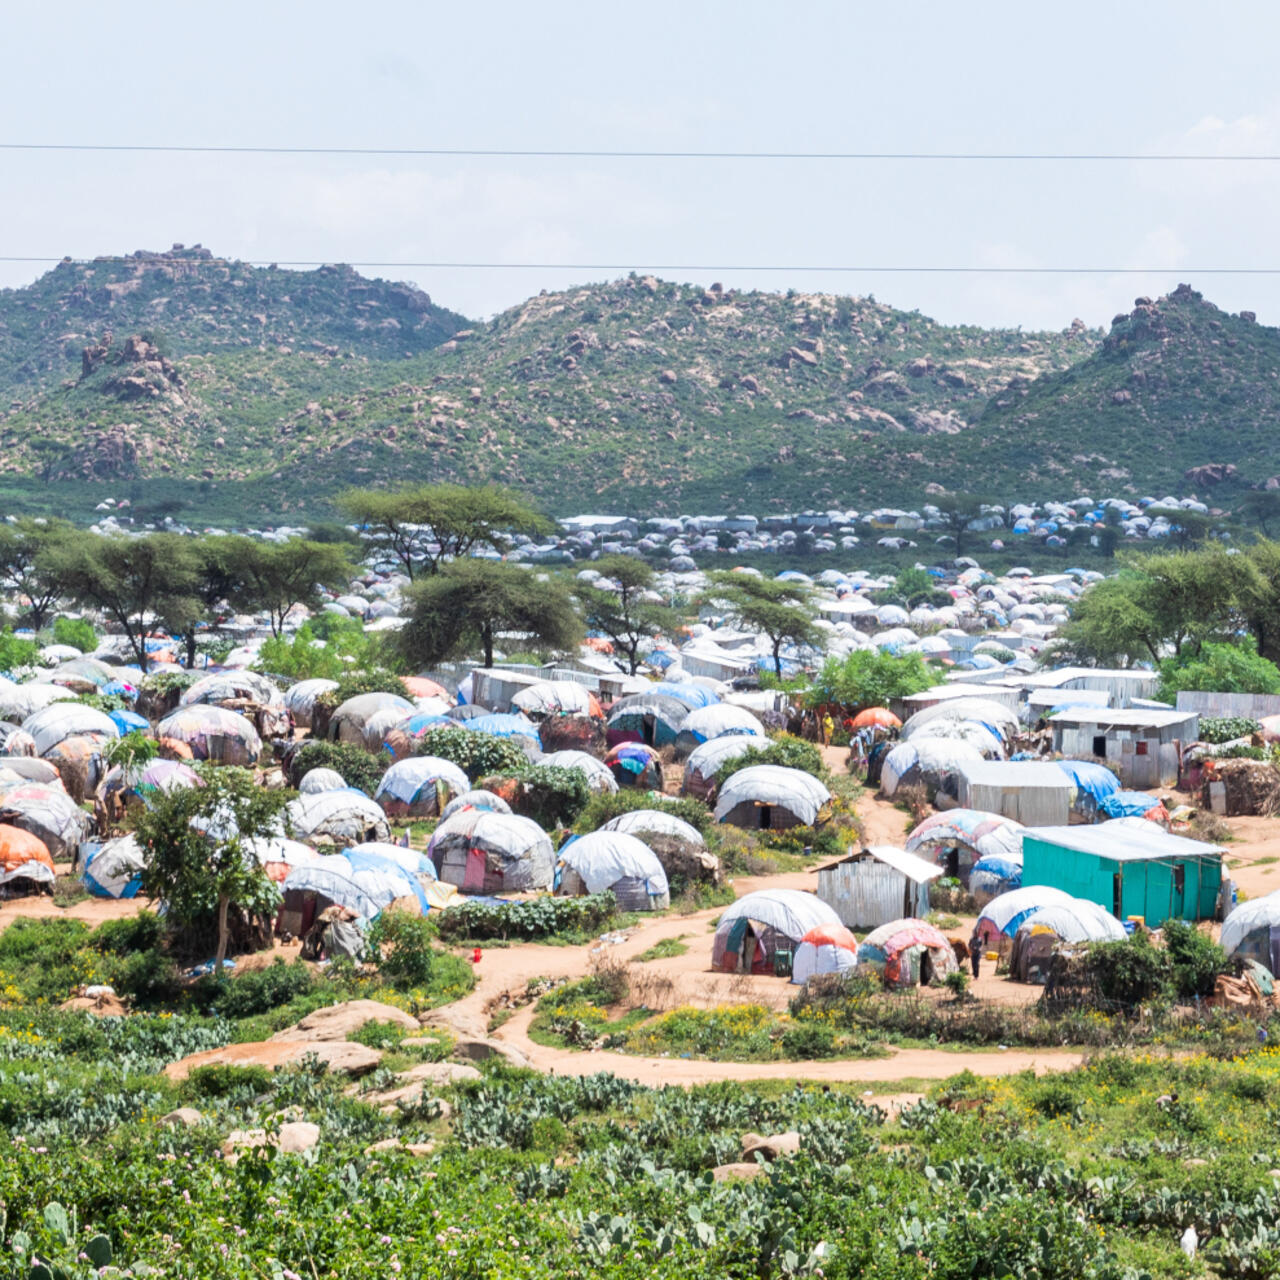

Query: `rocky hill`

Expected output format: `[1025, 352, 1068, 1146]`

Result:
[1, 251, 1277, 523]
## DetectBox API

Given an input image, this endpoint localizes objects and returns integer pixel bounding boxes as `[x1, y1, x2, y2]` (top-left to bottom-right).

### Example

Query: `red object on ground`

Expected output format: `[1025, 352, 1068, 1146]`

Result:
[472, 948, 482, 964]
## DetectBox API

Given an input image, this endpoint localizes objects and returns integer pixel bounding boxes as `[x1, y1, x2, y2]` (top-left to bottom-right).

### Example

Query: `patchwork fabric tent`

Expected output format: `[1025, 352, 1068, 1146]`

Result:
[281, 849, 428, 922]
[0, 684, 76, 723]
[379, 711, 454, 761]
[327, 692, 414, 744]
[0, 824, 55, 895]
[428, 810, 554, 895]
[22, 703, 119, 757]
[673, 704, 765, 758]
[1221, 891, 1280, 969]
[556, 831, 670, 911]
[880, 738, 985, 801]
[969, 850, 1024, 909]
[605, 694, 688, 748]
[900, 698, 1019, 745]
[440, 788, 513, 821]
[512, 681, 603, 719]
[605, 742, 664, 790]
[791, 922, 859, 985]
[181, 671, 283, 708]
[539, 750, 618, 794]
[82, 835, 147, 898]
[974, 884, 1080, 947]
[713, 889, 842, 973]
[905, 809, 1027, 886]
[283, 679, 339, 730]
[242, 836, 321, 884]
[299, 768, 349, 795]
[1010, 900, 1127, 982]
[0, 782, 91, 857]
[460, 714, 543, 752]
[681, 735, 758, 800]
[713, 765, 830, 829]
[155, 705, 263, 765]
[856, 917, 958, 988]
[374, 756, 470, 817]
[284, 789, 391, 846]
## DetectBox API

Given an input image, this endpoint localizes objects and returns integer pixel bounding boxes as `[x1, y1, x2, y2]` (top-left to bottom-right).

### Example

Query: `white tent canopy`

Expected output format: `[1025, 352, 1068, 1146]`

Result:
[600, 809, 705, 845]
[713, 766, 831, 826]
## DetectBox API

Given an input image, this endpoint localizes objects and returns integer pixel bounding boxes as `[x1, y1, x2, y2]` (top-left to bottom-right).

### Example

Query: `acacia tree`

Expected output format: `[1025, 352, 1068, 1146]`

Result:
[575, 555, 677, 674]
[338, 484, 553, 580]
[41, 532, 199, 672]
[135, 767, 290, 969]
[933, 492, 990, 560]
[0, 518, 73, 629]
[704, 571, 824, 678]
[233, 538, 352, 637]
[398, 559, 582, 669]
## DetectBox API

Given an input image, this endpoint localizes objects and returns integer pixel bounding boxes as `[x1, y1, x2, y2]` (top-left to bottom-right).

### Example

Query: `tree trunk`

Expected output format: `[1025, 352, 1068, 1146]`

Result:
[773, 641, 783, 678]
[482, 625, 494, 668]
[215, 894, 230, 970]
[186, 632, 197, 669]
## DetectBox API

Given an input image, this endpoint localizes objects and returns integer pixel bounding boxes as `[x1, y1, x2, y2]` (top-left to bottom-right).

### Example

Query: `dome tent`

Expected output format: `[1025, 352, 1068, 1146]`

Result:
[0, 824, 55, 896]
[82, 834, 147, 898]
[1056, 759, 1121, 820]
[539, 750, 618, 794]
[374, 756, 470, 817]
[880, 738, 984, 801]
[461, 714, 542, 752]
[900, 698, 1019, 745]
[605, 693, 688, 748]
[155, 705, 263, 766]
[512, 681, 603, 719]
[905, 809, 1026, 887]
[243, 836, 320, 884]
[974, 885, 1080, 948]
[1010, 900, 1127, 982]
[299, 768, 348, 795]
[428, 809, 554, 895]
[604, 742, 664, 790]
[281, 849, 428, 922]
[714, 765, 831, 829]
[327, 691, 414, 744]
[556, 831, 670, 911]
[600, 809, 705, 846]
[673, 704, 765, 758]
[681, 735, 759, 800]
[649, 681, 720, 710]
[0, 783, 91, 858]
[791, 922, 859, 985]
[283, 679, 340, 730]
[856, 917, 958, 988]
[712, 888, 841, 973]
[181, 671, 283, 709]
[1222, 891, 1280, 968]
[284, 789, 391, 846]
[21, 703, 119, 757]
[969, 850, 1024, 909]
[440, 789, 513, 821]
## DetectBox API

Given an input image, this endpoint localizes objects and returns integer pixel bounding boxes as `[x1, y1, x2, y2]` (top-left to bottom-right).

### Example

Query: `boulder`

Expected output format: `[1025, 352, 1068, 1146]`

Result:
[399, 1060, 482, 1086]
[1111, 389, 1132, 405]
[163, 1039, 383, 1081]
[222, 1120, 320, 1160]
[659, 369, 677, 385]
[741, 1131, 802, 1161]
[712, 1162, 766, 1182]
[1183, 463, 1237, 486]
[160, 1107, 203, 1128]
[452, 1037, 531, 1068]
[270, 1000, 419, 1043]
[740, 375, 759, 393]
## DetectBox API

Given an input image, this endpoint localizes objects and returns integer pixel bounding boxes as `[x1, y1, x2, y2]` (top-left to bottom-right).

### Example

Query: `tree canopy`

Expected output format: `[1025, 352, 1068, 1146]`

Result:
[230, 538, 352, 637]
[0, 517, 74, 629]
[704, 572, 823, 678]
[398, 559, 582, 669]
[574, 555, 677, 675]
[807, 648, 935, 712]
[339, 484, 553, 580]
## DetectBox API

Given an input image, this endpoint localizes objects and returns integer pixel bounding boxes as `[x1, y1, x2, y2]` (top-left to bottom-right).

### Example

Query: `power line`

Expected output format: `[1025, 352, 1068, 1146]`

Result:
[0, 142, 1278, 161]
[1, 256, 1279, 275]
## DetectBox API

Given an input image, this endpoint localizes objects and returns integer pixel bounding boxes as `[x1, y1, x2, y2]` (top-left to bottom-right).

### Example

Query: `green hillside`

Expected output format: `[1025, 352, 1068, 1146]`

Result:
[1, 252, 1277, 524]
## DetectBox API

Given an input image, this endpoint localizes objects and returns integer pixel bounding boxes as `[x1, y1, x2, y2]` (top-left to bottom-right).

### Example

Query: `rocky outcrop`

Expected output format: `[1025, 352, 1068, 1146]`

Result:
[1183, 463, 1237, 486]
[269, 999, 419, 1043]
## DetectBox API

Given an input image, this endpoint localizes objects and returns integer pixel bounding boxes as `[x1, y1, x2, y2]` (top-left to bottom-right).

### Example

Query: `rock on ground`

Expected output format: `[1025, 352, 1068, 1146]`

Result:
[163, 1039, 383, 1081]
[270, 999, 419, 1043]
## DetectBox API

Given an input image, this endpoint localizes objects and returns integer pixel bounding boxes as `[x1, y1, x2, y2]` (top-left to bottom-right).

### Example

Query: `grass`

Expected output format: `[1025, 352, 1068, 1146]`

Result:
[926, 912, 963, 930]
[635, 936, 689, 963]
[51, 876, 89, 908]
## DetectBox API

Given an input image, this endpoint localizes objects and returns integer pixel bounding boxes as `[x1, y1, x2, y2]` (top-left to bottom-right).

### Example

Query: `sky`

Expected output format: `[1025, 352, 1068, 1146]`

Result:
[3, 1, 1280, 331]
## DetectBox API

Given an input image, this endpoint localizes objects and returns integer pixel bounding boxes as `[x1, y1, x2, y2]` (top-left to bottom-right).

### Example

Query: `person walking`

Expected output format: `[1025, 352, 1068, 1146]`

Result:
[969, 928, 983, 980]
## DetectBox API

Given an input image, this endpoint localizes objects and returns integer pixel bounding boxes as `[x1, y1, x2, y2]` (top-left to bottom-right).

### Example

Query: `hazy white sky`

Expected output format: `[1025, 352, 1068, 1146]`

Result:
[3, 1, 1279, 330]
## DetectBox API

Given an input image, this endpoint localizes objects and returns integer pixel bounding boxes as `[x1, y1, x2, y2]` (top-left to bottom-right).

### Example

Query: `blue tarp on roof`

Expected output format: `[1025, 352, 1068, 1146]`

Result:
[1056, 759, 1121, 805]
[1100, 791, 1161, 819]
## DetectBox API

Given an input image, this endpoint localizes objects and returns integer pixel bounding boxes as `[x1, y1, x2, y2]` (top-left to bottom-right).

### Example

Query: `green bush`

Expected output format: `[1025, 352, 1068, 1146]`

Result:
[185, 1063, 273, 1099]
[287, 739, 387, 794]
[808, 647, 934, 711]
[192, 958, 317, 1019]
[315, 669, 410, 713]
[1200, 716, 1262, 744]
[436, 892, 618, 942]
[713, 733, 828, 788]
[1085, 930, 1171, 1007]
[780, 1020, 839, 1059]
[1164, 919, 1229, 998]
[0, 627, 38, 675]
[417, 727, 526, 782]
[1158, 638, 1280, 703]
[51, 615, 97, 653]
[367, 911, 439, 990]
[482, 764, 591, 828]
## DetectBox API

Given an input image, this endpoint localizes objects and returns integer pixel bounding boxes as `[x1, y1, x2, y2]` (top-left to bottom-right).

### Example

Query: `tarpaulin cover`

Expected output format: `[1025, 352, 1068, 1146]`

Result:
[649, 682, 720, 710]
[976, 885, 1078, 942]
[1013, 900, 1127, 944]
[440, 789, 512, 820]
[512, 681, 603, 718]
[1057, 760, 1122, 805]
[0, 823, 54, 888]
[22, 703, 119, 756]
[601, 809, 705, 845]
[677, 703, 765, 746]
[155, 705, 263, 762]
[1100, 790, 1161, 818]
[683, 736, 758, 794]
[714, 889, 842, 967]
[0, 782, 92, 856]
[1222, 889, 1280, 960]
[428, 809, 554, 893]
[461, 714, 542, 748]
[792, 923, 859, 985]
[906, 809, 1026, 864]
[283, 850, 427, 920]
[375, 756, 469, 807]
[539, 750, 618, 793]
[856, 917, 957, 986]
[284, 789, 391, 845]
[556, 830, 668, 897]
[82, 835, 144, 898]
[108, 709, 149, 735]
[181, 671, 283, 708]
[299, 768, 348, 795]
[714, 765, 831, 826]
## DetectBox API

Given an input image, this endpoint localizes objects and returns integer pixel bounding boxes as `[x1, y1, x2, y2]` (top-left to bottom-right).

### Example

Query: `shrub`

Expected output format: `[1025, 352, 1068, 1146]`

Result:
[1085, 931, 1171, 1007]
[185, 1063, 273, 1099]
[481, 764, 591, 828]
[807, 648, 933, 711]
[193, 958, 317, 1019]
[1200, 716, 1263, 744]
[1163, 919, 1229, 998]
[712, 733, 828, 788]
[51, 616, 97, 652]
[436, 893, 618, 942]
[314, 669, 410, 713]
[1158, 638, 1280, 703]
[287, 739, 386, 795]
[0, 628, 38, 675]
[780, 1020, 839, 1059]
[574, 788, 713, 836]
[367, 910, 439, 990]
[417, 727, 526, 782]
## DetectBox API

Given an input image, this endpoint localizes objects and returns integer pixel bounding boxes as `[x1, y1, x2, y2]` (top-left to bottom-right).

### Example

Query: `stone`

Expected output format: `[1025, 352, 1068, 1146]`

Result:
[741, 1131, 802, 1161]
[278, 1121, 321, 1154]
[366, 1138, 404, 1154]
[163, 1039, 383, 1081]
[222, 1120, 319, 1161]
[1111, 389, 1132, 405]
[1183, 463, 1237, 486]
[398, 1061, 482, 1086]
[740, 375, 759, 393]
[786, 346, 819, 367]
[452, 1037, 531, 1068]
[712, 1162, 765, 1182]
[659, 369, 677, 384]
[160, 1107, 203, 1127]
[270, 1000, 419, 1043]
[1242, 310, 1257, 322]
[905, 358, 930, 377]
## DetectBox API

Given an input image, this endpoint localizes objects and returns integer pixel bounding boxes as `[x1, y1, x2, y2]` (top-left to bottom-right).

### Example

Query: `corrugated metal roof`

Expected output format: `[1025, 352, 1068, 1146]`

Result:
[1048, 708, 1197, 729]
[958, 761, 1075, 791]
[856, 844, 946, 883]
[1023, 824, 1222, 863]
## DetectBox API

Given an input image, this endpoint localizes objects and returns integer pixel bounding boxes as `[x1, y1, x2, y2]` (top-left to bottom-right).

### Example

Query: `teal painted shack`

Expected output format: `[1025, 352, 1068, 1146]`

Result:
[1021, 823, 1223, 926]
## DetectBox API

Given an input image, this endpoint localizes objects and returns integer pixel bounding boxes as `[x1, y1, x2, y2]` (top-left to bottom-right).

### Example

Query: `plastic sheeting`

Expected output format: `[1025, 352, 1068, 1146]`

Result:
[428, 810, 554, 894]
[283, 679, 339, 729]
[857, 917, 958, 987]
[0, 823, 55, 889]
[440, 789, 512, 820]
[713, 889, 841, 969]
[714, 765, 831, 827]
[299, 768, 349, 795]
[283, 849, 427, 920]
[21, 703, 119, 757]
[460, 714, 543, 748]
[155, 705, 263, 764]
[181, 671, 283, 708]
[1057, 760, 1122, 808]
[512, 681, 602, 718]
[881, 739, 984, 798]
[284, 789, 391, 845]
[82, 835, 146, 898]
[1013, 900, 1127, 944]
[976, 885, 1079, 942]
[601, 809, 705, 845]
[675, 704, 765, 751]
[1100, 791, 1161, 818]
[900, 698, 1019, 744]
[682, 735, 758, 798]
[0, 782, 92, 857]
[791, 923, 858, 985]
[649, 681, 720, 710]
[539, 750, 619, 794]
[374, 756, 469, 808]
[557, 831, 669, 901]
[1222, 890, 1280, 962]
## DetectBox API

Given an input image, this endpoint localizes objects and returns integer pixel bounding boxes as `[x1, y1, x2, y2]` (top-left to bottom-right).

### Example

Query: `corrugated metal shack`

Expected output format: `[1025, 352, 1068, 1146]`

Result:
[893, 681, 1022, 722]
[1018, 667, 1160, 709]
[1175, 691, 1280, 720]
[956, 760, 1075, 826]
[816, 845, 943, 930]
[1022, 824, 1223, 925]
[1048, 707, 1197, 788]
